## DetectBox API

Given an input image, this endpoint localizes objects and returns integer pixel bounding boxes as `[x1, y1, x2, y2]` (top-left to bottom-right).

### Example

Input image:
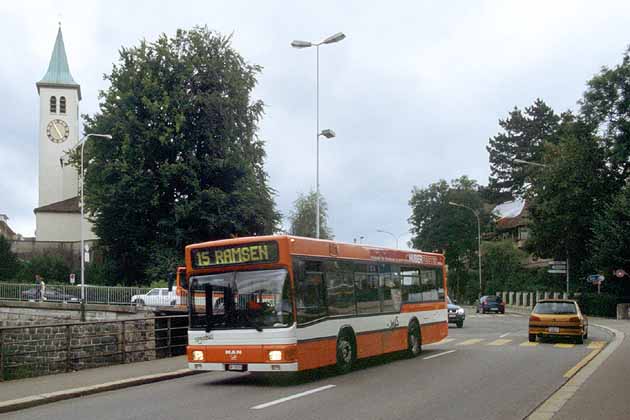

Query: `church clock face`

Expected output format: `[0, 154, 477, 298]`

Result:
[46, 119, 70, 143]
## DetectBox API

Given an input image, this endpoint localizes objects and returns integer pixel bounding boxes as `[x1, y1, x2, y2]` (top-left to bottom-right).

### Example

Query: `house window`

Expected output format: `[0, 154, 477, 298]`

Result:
[60, 96, 66, 114]
[50, 96, 56, 113]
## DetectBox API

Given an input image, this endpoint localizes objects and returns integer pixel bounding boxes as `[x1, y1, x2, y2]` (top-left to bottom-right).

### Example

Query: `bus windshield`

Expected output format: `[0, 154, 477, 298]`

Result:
[189, 269, 293, 330]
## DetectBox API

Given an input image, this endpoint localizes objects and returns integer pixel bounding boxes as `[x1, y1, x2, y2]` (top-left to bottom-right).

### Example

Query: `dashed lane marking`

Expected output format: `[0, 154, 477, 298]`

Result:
[587, 341, 606, 349]
[520, 341, 539, 347]
[456, 338, 483, 346]
[423, 350, 457, 360]
[553, 343, 575, 349]
[487, 339, 512, 346]
[429, 338, 455, 345]
[251, 385, 336, 410]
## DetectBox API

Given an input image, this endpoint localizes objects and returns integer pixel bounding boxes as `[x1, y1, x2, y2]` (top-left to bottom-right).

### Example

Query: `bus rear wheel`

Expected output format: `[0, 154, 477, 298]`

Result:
[407, 322, 422, 357]
[336, 332, 355, 374]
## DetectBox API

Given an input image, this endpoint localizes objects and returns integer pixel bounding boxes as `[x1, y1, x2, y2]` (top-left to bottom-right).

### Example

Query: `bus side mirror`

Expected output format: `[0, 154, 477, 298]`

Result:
[167, 272, 175, 292]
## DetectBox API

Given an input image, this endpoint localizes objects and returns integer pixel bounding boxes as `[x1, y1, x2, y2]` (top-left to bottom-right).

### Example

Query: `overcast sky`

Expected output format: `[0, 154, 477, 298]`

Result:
[2, 1, 630, 249]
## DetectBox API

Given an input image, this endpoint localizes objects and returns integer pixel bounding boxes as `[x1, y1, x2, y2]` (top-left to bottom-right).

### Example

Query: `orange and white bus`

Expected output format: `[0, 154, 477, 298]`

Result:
[185, 235, 448, 373]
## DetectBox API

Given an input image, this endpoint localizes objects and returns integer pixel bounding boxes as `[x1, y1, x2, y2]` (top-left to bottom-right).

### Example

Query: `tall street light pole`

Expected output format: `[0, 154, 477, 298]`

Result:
[376, 229, 405, 248]
[449, 202, 482, 296]
[72, 133, 112, 303]
[292, 32, 346, 239]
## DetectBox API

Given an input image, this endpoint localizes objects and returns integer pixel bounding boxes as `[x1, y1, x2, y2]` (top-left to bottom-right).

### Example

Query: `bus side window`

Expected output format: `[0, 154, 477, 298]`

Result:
[401, 267, 422, 303]
[420, 268, 440, 301]
[355, 263, 380, 314]
[295, 260, 327, 324]
[381, 273, 402, 312]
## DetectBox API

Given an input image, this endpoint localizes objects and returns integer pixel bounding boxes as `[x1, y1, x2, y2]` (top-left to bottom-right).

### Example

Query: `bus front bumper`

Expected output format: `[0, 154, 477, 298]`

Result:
[188, 362, 299, 372]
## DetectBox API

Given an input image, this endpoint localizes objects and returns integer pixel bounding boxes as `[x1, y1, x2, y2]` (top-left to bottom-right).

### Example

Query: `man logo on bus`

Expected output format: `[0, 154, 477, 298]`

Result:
[225, 349, 242, 360]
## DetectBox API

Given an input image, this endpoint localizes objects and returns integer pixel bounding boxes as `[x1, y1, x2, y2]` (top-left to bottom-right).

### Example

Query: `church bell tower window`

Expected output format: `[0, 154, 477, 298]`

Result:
[50, 96, 57, 113]
[60, 96, 66, 114]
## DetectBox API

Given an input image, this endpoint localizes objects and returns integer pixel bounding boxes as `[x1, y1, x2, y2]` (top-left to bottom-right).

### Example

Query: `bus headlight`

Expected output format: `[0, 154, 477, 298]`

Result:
[268, 350, 283, 361]
[192, 350, 204, 361]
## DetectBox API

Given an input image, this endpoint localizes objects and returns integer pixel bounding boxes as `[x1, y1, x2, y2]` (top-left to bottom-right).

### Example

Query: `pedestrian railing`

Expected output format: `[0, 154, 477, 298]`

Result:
[0, 283, 181, 307]
[0, 314, 189, 381]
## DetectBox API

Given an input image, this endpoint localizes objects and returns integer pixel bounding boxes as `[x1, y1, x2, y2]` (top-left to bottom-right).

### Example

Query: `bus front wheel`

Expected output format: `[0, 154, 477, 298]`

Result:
[336, 332, 355, 374]
[407, 322, 422, 357]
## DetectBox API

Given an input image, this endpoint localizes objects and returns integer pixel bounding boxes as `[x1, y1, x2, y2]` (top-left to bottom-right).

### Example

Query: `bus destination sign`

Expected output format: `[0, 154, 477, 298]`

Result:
[191, 241, 279, 268]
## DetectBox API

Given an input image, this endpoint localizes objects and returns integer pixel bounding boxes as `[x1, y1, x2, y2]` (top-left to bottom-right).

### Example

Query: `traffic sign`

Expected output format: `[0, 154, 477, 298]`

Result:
[69, 273, 76, 284]
[587, 274, 605, 283]
[548, 269, 567, 274]
[548, 261, 567, 266]
[614, 269, 627, 279]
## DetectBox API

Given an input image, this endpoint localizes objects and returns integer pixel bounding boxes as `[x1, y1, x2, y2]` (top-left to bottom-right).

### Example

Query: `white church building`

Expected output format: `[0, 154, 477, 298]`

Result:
[34, 27, 97, 243]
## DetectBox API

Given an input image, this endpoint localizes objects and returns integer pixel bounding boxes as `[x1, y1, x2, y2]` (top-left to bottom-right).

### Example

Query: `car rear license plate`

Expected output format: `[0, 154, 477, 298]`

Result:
[227, 364, 245, 372]
[548, 327, 560, 333]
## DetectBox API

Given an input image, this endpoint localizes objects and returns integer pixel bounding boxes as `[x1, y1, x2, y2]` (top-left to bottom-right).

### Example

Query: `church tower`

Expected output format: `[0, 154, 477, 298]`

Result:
[34, 26, 96, 242]
[36, 26, 81, 208]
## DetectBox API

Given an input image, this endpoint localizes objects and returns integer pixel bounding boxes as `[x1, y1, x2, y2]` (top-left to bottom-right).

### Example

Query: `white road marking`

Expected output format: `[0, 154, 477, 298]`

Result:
[251, 385, 336, 410]
[423, 350, 457, 360]
[499, 332, 510, 338]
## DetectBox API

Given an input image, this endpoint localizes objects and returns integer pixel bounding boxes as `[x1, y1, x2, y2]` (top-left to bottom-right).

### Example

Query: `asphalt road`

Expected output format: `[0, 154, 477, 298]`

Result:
[1, 310, 611, 420]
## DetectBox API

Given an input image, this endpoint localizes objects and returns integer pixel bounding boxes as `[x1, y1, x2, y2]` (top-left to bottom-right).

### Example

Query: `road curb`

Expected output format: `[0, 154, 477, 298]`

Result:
[0, 368, 200, 414]
[525, 323, 624, 420]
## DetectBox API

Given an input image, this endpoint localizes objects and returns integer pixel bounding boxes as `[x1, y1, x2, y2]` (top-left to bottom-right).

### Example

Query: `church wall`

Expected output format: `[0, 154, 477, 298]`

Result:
[35, 212, 98, 242]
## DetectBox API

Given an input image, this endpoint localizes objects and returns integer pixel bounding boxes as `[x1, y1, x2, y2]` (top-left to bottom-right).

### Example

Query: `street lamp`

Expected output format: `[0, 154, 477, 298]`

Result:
[72, 133, 112, 302]
[376, 229, 406, 248]
[292, 32, 346, 239]
[513, 158, 548, 168]
[448, 202, 482, 296]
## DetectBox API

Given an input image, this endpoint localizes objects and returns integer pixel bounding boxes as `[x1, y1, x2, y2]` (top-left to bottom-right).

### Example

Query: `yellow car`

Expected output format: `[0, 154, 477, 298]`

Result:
[528, 299, 588, 344]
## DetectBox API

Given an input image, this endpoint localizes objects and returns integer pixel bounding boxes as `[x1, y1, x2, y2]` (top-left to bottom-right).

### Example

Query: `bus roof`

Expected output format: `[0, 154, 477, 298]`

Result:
[185, 235, 444, 267]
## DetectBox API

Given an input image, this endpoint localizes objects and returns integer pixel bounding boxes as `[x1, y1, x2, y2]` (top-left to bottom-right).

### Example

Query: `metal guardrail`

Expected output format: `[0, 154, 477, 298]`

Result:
[0, 314, 189, 381]
[0, 283, 181, 307]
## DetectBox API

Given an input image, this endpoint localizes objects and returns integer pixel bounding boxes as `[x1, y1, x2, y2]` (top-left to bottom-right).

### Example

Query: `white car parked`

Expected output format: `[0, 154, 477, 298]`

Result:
[131, 288, 177, 307]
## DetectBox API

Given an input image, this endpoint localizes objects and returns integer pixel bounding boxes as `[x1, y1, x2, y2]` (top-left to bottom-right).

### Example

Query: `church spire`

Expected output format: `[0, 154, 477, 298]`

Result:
[36, 26, 81, 99]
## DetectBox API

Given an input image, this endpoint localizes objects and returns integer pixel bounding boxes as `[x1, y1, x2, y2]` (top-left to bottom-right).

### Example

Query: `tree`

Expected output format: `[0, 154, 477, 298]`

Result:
[0, 236, 20, 281]
[581, 46, 630, 183]
[80, 27, 280, 284]
[526, 119, 614, 281]
[288, 190, 333, 239]
[487, 99, 560, 197]
[591, 186, 630, 296]
[408, 176, 487, 300]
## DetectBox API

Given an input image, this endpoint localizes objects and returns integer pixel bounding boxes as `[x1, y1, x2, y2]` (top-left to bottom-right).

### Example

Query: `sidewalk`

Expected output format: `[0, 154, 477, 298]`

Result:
[0, 356, 196, 413]
[551, 317, 630, 420]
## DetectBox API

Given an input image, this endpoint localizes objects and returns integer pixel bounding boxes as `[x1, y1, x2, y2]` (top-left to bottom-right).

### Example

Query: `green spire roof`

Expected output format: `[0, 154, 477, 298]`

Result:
[37, 27, 81, 98]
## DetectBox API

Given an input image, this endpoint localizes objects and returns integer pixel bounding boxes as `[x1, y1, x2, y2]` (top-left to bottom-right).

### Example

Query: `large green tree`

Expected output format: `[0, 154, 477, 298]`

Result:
[591, 186, 630, 295]
[581, 46, 630, 183]
[81, 27, 280, 284]
[487, 99, 560, 198]
[526, 118, 613, 282]
[408, 176, 487, 300]
[288, 190, 333, 239]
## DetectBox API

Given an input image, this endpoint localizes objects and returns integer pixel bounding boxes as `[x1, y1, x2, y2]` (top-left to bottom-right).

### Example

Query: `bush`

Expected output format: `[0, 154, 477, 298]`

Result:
[15, 255, 70, 284]
[575, 293, 618, 317]
[0, 236, 21, 281]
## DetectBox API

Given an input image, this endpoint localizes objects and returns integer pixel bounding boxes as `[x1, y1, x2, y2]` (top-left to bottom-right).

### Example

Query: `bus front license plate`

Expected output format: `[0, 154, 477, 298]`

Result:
[227, 364, 245, 372]
[548, 327, 559, 333]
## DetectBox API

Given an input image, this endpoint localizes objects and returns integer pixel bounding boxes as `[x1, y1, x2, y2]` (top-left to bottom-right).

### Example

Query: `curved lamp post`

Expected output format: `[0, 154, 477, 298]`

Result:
[292, 32, 346, 238]
[448, 202, 482, 296]
[73, 133, 112, 302]
[376, 229, 406, 248]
